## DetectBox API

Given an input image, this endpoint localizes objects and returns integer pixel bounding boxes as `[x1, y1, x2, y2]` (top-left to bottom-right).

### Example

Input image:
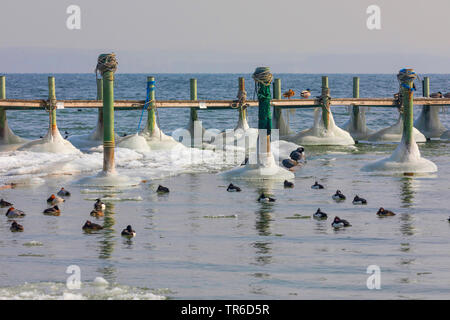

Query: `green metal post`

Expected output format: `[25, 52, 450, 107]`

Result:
[401, 70, 415, 146]
[238, 77, 247, 123]
[254, 68, 272, 154]
[48, 76, 57, 135]
[0, 76, 6, 138]
[146, 76, 156, 134]
[423, 77, 430, 97]
[102, 70, 115, 173]
[421, 77, 431, 140]
[96, 78, 104, 134]
[273, 78, 281, 129]
[190, 78, 198, 147]
[352, 77, 360, 131]
[422, 77, 430, 117]
[190, 78, 198, 120]
[321, 76, 330, 129]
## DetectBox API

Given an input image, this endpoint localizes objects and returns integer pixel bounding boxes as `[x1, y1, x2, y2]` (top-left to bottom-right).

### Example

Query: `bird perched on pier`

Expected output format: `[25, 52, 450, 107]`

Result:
[227, 183, 241, 192]
[43, 205, 60, 216]
[82, 220, 103, 231]
[352, 195, 367, 205]
[332, 216, 351, 228]
[313, 208, 327, 220]
[376, 207, 396, 216]
[301, 89, 311, 98]
[47, 194, 65, 205]
[121, 225, 136, 238]
[283, 89, 295, 99]
[5, 207, 25, 218]
[10, 221, 24, 232]
[0, 199, 13, 208]
[332, 190, 346, 201]
[430, 92, 443, 98]
[57, 187, 71, 197]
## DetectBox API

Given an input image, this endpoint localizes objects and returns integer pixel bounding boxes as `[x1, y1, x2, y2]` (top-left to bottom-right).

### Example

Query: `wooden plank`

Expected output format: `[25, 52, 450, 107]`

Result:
[0, 97, 449, 109]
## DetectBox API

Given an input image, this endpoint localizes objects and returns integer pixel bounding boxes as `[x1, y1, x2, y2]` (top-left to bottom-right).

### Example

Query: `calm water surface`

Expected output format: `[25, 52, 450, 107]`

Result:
[0, 74, 450, 299]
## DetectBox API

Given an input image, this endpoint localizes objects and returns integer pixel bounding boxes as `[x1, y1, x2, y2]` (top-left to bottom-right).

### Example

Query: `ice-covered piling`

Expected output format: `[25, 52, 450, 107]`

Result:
[362, 68, 437, 174]
[0, 76, 28, 148]
[137, 76, 181, 150]
[18, 76, 80, 154]
[342, 77, 374, 141]
[414, 77, 446, 139]
[286, 76, 354, 146]
[220, 67, 294, 180]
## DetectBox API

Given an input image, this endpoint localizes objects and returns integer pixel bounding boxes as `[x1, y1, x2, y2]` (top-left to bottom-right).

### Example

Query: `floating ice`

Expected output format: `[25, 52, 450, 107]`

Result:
[367, 115, 426, 143]
[140, 122, 182, 150]
[271, 140, 304, 163]
[75, 170, 141, 187]
[84, 196, 143, 201]
[414, 106, 447, 139]
[18, 127, 81, 155]
[93, 277, 109, 286]
[23, 241, 43, 247]
[211, 127, 259, 152]
[117, 133, 151, 152]
[220, 151, 295, 180]
[0, 281, 166, 300]
[285, 108, 355, 146]
[81, 188, 123, 194]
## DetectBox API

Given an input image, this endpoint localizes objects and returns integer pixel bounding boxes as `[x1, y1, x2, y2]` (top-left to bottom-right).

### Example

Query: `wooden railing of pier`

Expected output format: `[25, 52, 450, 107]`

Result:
[0, 97, 449, 110]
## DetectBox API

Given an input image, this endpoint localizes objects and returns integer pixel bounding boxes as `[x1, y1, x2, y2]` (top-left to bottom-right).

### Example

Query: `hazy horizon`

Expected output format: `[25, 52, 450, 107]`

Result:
[1, 0, 449, 73]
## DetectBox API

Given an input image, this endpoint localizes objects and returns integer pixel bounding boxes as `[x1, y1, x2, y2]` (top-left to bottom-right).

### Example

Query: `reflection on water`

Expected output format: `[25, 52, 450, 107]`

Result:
[399, 177, 417, 208]
[97, 202, 116, 283]
[253, 189, 274, 267]
[399, 214, 415, 237]
[313, 219, 328, 235]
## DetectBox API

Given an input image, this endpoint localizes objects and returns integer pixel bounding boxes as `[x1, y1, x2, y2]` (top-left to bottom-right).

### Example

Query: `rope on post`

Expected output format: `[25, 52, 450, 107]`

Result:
[396, 69, 418, 114]
[252, 67, 273, 86]
[318, 88, 331, 109]
[95, 53, 118, 78]
[137, 80, 153, 133]
[397, 68, 418, 90]
[231, 85, 249, 110]
[253, 67, 273, 135]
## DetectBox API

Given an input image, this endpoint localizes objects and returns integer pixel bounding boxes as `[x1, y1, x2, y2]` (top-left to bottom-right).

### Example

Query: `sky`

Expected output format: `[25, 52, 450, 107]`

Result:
[0, 0, 449, 73]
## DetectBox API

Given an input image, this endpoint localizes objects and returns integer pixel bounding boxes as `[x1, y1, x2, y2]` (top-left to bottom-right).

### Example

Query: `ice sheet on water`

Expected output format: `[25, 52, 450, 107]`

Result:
[18, 127, 81, 155]
[0, 281, 166, 300]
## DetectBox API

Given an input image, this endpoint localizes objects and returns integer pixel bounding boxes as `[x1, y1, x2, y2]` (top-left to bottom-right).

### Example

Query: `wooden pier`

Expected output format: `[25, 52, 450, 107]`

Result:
[0, 97, 449, 110]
